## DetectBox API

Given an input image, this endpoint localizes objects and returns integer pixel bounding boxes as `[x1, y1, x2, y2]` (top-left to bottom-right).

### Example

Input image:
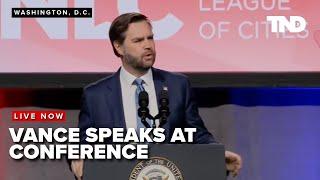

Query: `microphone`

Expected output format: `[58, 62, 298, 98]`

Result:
[138, 91, 151, 128]
[157, 89, 170, 127]
[138, 90, 149, 108]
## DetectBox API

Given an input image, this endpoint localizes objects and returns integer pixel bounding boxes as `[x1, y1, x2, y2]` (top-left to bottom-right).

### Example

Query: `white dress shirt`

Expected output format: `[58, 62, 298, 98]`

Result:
[119, 67, 159, 129]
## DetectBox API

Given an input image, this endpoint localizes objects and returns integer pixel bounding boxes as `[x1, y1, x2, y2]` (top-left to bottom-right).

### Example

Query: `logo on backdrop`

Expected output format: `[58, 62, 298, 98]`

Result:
[266, 16, 307, 33]
[129, 157, 183, 180]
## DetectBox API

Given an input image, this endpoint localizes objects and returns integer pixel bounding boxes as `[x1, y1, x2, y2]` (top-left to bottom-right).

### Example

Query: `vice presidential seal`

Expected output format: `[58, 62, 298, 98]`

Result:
[129, 157, 183, 180]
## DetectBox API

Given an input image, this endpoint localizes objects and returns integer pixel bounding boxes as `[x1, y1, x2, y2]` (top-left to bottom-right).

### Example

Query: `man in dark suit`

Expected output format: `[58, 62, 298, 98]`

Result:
[71, 12, 242, 180]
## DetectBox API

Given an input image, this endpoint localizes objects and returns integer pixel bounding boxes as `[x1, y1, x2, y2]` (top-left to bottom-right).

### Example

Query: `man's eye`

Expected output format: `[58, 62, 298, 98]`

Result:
[133, 39, 143, 43]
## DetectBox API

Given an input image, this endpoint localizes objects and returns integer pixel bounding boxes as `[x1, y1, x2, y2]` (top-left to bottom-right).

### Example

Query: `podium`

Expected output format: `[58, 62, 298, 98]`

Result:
[83, 144, 226, 180]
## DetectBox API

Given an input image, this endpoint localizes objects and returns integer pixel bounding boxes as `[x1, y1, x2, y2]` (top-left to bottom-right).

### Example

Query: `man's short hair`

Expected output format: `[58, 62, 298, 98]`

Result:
[109, 12, 151, 57]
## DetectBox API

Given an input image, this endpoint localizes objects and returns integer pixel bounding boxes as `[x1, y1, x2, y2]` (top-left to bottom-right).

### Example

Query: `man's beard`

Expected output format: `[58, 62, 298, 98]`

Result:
[123, 53, 154, 72]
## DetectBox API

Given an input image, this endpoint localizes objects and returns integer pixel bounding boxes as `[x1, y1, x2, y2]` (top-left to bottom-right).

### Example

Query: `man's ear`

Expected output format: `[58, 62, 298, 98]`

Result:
[113, 41, 124, 56]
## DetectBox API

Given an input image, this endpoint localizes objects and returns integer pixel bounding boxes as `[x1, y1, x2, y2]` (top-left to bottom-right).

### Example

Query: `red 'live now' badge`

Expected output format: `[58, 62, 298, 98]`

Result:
[11, 110, 66, 122]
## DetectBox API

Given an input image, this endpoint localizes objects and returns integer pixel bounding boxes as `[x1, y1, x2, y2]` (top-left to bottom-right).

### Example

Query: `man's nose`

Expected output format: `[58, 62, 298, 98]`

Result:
[143, 39, 152, 49]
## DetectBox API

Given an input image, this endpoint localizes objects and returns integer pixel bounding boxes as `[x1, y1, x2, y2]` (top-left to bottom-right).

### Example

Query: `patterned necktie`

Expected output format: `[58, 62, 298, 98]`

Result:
[133, 78, 146, 130]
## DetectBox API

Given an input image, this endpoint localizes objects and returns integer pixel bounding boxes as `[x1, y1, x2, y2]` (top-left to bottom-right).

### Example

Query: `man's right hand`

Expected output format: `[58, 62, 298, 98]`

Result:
[71, 160, 84, 180]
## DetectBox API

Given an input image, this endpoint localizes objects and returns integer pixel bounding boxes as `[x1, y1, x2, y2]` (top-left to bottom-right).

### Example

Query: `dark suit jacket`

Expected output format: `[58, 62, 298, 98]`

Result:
[79, 68, 216, 144]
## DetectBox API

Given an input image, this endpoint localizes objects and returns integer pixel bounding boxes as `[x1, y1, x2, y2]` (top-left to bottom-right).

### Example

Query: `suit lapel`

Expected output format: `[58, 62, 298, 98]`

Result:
[152, 68, 166, 107]
[152, 68, 171, 139]
[105, 68, 126, 129]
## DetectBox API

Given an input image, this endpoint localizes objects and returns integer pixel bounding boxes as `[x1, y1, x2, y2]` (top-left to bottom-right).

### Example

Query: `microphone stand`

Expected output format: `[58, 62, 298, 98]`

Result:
[140, 114, 168, 142]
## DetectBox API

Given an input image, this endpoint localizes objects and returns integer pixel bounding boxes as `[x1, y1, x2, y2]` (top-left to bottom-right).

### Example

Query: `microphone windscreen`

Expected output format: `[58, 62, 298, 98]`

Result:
[139, 91, 149, 107]
[159, 89, 169, 105]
